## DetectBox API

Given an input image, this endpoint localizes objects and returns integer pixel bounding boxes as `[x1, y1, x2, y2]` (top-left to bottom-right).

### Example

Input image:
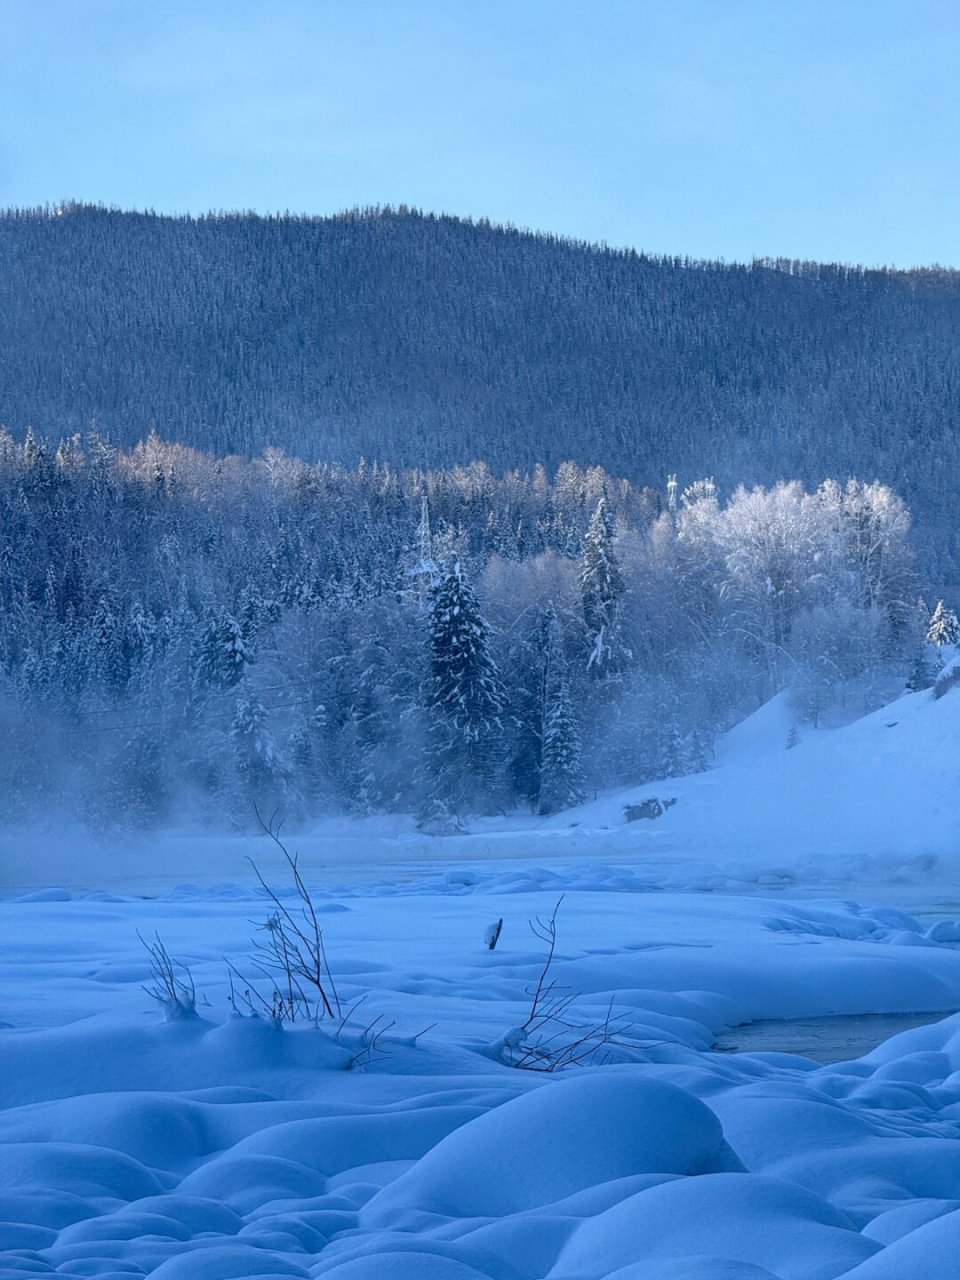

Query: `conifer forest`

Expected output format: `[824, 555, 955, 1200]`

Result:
[0, 205, 955, 829]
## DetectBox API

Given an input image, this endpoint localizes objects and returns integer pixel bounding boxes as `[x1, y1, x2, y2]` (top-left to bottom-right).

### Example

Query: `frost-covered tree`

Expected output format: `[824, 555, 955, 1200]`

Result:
[126, 601, 156, 671]
[537, 605, 584, 814]
[231, 689, 292, 808]
[927, 599, 960, 647]
[117, 727, 170, 826]
[405, 495, 438, 612]
[89, 593, 129, 693]
[194, 612, 253, 690]
[579, 497, 628, 676]
[906, 650, 938, 693]
[788, 601, 887, 725]
[715, 481, 820, 692]
[287, 703, 328, 810]
[835, 480, 914, 623]
[425, 555, 506, 813]
[349, 605, 425, 811]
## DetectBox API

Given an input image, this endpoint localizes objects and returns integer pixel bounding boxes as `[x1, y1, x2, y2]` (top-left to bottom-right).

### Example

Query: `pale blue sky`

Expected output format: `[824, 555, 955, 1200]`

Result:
[3, 0, 958, 265]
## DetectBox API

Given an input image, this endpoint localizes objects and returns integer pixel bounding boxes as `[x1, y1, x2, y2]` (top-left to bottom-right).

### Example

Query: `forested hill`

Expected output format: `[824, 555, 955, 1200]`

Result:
[3, 203, 960, 579]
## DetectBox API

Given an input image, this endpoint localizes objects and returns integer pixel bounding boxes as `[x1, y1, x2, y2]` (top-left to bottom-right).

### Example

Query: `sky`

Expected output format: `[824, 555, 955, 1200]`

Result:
[2, 0, 959, 267]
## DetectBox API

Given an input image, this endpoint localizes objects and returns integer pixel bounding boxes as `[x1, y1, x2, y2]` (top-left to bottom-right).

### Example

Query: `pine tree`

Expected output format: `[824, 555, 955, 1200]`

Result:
[579, 496, 629, 676]
[194, 611, 253, 690]
[231, 688, 292, 807]
[425, 555, 506, 813]
[405, 495, 438, 612]
[661, 719, 690, 779]
[503, 629, 543, 808]
[906, 651, 937, 692]
[537, 606, 584, 815]
[288, 704, 328, 808]
[118, 727, 169, 826]
[90, 592, 129, 692]
[927, 599, 960, 647]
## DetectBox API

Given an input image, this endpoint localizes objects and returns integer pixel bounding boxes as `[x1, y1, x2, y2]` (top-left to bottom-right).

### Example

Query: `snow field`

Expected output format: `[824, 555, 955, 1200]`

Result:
[2, 872, 960, 1279]
[5, 686, 960, 1277]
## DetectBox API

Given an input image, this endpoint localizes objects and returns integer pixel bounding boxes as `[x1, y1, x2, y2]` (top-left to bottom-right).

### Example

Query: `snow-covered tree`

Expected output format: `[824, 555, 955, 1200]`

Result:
[927, 599, 960, 647]
[788, 601, 887, 725]
[425, 555, 506, 813]
[405, 495, 439, 612]
[194, 612, 253, 690]
[906, 650, 938, 693]
[537, 606, 584, 814]
[126, 601, 156, 669]
[0, 426, 927, 829]
[287, 704, 328, 809]
[231, 689, 292, 808]
[90, 593, 129, 692]
[579, 496, 628, 676]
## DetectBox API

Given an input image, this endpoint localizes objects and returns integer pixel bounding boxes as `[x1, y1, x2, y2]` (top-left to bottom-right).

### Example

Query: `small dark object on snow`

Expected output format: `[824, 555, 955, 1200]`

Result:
[486, 918, 504, 950]
[624, 797, 677, 822]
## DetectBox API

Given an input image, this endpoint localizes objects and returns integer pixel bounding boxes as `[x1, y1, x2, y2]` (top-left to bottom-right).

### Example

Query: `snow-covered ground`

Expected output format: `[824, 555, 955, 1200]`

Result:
[3, 683, 960, 1278]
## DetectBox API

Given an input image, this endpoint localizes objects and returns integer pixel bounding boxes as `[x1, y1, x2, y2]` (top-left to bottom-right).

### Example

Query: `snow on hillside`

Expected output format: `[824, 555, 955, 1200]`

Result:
[555, 679, 960, 865]
[4, 684, 960, 1278]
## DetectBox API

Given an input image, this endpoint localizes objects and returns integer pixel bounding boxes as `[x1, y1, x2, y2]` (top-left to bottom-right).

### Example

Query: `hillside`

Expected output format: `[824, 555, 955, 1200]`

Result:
[2, 204, 960, 584]
[555, 678, 960, 876]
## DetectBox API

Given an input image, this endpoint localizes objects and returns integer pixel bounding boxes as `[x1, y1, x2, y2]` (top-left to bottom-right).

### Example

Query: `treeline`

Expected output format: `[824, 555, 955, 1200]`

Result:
[2, 204, 960, 589]
[0, 432, 931, 830]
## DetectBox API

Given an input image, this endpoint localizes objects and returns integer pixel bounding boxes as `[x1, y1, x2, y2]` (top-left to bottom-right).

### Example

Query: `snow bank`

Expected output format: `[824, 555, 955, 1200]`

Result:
[550, 1173, 878, 1278]
[363, 1075, 738, 1222]
[4, 722, 960, 1280]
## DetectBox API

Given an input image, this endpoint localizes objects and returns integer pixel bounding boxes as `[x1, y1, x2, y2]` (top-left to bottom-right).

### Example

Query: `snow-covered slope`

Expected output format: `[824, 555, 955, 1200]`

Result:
[554, 682, 960, 864]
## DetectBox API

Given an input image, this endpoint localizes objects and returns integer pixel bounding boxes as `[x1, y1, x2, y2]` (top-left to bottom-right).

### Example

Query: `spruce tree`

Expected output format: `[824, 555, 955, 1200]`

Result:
[906, 651, 937, 692]
[194, 611, 253, 690]
[405, 495, 438, 612]
[90, 592, 129, 693]
[537, 606, 584, 815]
[579, 496, 629, 676]
[231, 688, 292, 807]
[425, 555, 506, 813]
[927, 599, 960, 647]
[288, 704, 328, 808]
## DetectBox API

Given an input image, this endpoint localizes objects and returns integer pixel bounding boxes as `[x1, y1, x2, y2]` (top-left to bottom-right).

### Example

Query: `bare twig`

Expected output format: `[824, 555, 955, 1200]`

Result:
[346, 1013, 396, 1070]
[238, 805, 341, 1022]
[140, 932, 196, 1019]
[494, 898, 636, 1071]
[523, 895, 565, 1031]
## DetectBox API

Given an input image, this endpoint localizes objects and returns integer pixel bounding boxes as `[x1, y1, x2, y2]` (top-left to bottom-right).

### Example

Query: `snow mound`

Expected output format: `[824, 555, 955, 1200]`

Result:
[363, 1075, 739, 1222]
[550, 1173, 878, 1279]
[603, 1261, 781, 1280]
[839, 1208, 960, 1277]
[0, 1141, 164, 1200]
[319, 1254, 495, 1280]
[4, 841, 960, 1279]
[147, 1244, 310, 1278]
